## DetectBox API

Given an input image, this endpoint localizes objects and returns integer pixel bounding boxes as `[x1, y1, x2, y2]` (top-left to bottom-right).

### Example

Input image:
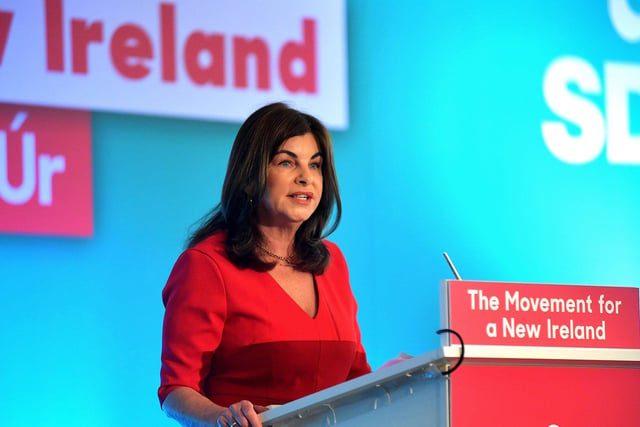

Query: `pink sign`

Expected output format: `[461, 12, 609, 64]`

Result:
[0, 103, 93, 236]
[444, 280, 640, 349]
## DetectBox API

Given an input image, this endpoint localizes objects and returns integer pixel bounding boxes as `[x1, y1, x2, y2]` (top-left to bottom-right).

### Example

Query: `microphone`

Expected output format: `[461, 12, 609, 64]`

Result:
[443, 252, 462, 280]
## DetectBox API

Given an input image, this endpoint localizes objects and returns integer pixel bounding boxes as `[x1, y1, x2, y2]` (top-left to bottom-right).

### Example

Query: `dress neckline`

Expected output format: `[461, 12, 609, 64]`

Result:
[263, 271, 321, 320]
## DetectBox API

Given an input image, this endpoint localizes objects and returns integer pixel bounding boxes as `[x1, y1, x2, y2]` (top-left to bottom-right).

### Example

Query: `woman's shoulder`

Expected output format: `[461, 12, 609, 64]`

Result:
[173, 232, 232, 272]
[321, 239, 348, 272]
[322, 238, 342, 256]
[164, 232, 237, 289]
[189, 231, 227, 257]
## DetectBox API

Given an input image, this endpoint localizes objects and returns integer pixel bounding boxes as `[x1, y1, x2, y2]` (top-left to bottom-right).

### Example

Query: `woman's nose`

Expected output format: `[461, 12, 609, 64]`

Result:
[295, 167, 313, 185]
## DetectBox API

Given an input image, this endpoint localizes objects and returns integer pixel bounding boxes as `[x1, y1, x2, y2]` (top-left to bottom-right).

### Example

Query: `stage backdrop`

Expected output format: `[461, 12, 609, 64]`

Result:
[1, 1, 639, 426]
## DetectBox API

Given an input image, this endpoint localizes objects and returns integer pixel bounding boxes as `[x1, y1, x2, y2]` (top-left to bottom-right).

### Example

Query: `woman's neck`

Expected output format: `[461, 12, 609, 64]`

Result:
[256, 224, 298, 256]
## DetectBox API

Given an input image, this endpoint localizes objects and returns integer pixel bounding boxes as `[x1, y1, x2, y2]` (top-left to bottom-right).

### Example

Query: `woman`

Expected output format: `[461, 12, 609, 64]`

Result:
[158, 103, 371, 427]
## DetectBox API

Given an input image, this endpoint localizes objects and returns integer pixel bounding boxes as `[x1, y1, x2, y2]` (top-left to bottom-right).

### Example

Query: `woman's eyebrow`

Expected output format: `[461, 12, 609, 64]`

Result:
[274, 150, 322, 159]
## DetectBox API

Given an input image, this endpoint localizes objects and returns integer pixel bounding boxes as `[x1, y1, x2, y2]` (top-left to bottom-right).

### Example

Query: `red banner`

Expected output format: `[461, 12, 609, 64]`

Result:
[0, 103, 93, 236]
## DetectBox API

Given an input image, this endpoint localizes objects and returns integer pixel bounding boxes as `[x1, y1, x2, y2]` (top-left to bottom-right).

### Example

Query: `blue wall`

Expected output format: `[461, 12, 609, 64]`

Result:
[1, 1, 639, 425]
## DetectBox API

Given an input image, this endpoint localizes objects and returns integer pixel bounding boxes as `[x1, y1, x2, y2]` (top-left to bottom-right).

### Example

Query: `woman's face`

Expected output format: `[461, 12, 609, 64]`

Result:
[258, 132, 323, 229]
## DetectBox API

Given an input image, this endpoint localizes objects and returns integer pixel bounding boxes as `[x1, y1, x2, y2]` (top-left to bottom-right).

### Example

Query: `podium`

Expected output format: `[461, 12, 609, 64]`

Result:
[442, 280, 640, 426]
[260, 346, 454, 426]
[260, 280, 640, 426]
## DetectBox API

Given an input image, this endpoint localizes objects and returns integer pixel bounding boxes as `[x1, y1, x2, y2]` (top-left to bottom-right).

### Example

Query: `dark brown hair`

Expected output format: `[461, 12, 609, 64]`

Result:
[187, 102, 341, 274]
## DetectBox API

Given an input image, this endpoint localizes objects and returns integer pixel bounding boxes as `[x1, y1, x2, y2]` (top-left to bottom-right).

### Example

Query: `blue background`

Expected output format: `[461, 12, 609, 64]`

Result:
[1, 1, 639, 425]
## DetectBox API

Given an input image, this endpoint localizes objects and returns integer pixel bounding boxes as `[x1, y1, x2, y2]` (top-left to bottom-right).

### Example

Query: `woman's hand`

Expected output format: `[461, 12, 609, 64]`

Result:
[216, 400, 268, 427]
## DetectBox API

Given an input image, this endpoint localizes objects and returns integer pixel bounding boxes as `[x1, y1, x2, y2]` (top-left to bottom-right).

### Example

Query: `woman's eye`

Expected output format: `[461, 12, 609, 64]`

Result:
[278, 159, 293, 167]
[310, 162, 322, 170]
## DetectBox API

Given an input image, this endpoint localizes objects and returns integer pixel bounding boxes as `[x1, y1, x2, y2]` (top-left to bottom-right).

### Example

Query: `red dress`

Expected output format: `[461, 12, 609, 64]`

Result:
[158, 232, 371, 407]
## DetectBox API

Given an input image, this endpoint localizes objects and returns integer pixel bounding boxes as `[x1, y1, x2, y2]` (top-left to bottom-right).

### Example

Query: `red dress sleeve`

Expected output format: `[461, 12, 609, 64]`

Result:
[158, 249, 227, 406]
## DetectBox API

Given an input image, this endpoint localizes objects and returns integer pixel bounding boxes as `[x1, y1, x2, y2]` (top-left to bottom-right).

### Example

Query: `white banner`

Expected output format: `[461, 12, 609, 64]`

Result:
[0, 0, 348, 128]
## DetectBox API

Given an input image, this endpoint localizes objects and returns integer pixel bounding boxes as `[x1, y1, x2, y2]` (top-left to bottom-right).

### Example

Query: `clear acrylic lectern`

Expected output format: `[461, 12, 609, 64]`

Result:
[259, 347, 452, 427]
